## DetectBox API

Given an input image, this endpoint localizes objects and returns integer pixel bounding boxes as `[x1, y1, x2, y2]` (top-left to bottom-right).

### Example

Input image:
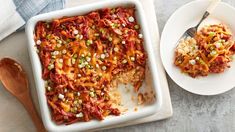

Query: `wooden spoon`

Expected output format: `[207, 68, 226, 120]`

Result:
[0, 58, 46, 132]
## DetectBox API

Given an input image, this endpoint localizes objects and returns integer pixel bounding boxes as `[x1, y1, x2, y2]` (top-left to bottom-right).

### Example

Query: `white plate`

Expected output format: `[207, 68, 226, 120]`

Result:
[26, 0, 162, 131]
[160, 0, 235, 95]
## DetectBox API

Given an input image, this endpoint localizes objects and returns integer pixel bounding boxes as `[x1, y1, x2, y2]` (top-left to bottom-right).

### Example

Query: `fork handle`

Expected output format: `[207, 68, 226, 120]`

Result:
[206, 0, 221, 14]
[195, 0, 221, 29]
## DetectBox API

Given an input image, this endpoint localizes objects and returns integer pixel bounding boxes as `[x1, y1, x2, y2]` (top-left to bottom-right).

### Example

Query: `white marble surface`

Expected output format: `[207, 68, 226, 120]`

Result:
[102, 0, 235, 132]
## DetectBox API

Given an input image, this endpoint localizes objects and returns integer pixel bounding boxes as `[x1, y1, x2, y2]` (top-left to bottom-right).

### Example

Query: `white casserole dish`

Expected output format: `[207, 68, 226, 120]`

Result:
[25, 0, 162, 131]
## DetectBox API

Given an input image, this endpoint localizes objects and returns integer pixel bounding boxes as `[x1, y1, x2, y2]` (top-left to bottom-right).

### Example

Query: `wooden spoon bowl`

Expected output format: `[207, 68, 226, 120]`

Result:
[0, 58, 46, 132]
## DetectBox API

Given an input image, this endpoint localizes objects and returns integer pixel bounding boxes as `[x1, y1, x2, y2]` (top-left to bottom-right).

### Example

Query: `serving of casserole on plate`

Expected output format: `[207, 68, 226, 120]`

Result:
[26, 0, 162, 131]
[160, 0, 235, 95]
[174, 24, 235, 78]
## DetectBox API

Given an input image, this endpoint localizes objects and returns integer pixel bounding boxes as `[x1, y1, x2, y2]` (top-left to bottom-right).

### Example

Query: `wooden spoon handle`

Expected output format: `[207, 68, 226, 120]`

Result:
[19, 93, 46, 132]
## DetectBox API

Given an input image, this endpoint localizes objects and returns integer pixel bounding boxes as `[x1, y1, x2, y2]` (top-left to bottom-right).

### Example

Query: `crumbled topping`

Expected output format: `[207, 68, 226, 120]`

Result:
[36, 40, 41, 45]
[122, 40, 126, 44]
[73, 30, 79, 35]
[128, 16, 135, 22]
[77, 74, 81, 77]
[76, 112, 83, 118]
[114, 47, 119, 52]
[122, 59, 128, 64]
[189, 59, 196, 65]
[102, 65, 107, 70]
[138, 34, 143, 38]
[62, 49, 67, 54]
[100, 54, 106, 59]
[130, 57, 135, 61]
[58, 94, 64, 100]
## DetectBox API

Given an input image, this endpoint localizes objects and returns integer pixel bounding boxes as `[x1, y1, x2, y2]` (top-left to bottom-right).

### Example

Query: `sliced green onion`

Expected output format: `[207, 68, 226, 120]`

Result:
[48, 64, 54, 70]
[108, 37, 113, 41]
[210, 50, 217, 56]
[209, 32, 215, 37]
[46, 34, 51, 39]
[89, 91, 95, 97]
[134, 25, 139, 29]
[86, 40, 93, 46]
[94, 33, 99, 37]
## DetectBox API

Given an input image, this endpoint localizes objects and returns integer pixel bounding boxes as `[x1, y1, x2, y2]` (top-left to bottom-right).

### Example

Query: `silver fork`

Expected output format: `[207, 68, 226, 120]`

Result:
[179, 0, 221, 39]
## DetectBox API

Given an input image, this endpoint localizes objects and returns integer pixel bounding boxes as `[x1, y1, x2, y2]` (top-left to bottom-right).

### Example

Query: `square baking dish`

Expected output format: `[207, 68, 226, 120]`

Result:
[25, 0, 162, 131]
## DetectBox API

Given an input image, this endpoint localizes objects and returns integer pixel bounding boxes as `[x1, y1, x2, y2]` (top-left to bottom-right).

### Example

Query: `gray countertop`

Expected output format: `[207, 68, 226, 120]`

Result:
[103, 0, 235, 132]
[0, 0, 233, 132]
